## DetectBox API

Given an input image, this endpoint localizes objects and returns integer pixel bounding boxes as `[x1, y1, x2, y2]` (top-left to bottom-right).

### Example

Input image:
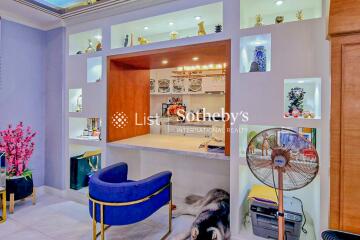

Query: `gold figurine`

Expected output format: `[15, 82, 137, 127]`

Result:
[198, 21, 207, 36]
[255, 14, 263, 27]
[138, 36, 150, 45]
[296, 10, 304, 21]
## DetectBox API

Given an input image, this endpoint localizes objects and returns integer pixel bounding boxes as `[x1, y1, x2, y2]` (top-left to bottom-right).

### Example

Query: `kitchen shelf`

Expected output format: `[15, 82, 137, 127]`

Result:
[240, 34, 271, 73]
[69, 29, 102, 56]
[111, 2, 223, 49]
[69, 88, 82, 113]
[87, 56, 102, 83]
[284, 78, 321, 119]
[240, 0, 322, 29]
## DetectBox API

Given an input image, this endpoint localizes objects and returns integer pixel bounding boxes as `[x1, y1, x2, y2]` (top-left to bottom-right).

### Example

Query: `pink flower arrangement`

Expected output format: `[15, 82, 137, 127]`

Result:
[0, 122, 36, 177]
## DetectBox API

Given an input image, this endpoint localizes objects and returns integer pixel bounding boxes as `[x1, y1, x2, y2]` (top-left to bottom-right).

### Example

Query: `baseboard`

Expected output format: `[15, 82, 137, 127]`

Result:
[36, 185, 88, 205]
[36, 185, 66, 198]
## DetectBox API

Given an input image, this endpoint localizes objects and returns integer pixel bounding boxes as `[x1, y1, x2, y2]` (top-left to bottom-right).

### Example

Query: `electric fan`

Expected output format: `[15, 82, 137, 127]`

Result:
[246, 128, 319, 240]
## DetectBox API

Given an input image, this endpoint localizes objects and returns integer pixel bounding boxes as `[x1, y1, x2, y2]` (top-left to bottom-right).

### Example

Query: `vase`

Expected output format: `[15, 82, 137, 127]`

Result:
[6, 175, 33, 201]
[254, 46, 267, 72]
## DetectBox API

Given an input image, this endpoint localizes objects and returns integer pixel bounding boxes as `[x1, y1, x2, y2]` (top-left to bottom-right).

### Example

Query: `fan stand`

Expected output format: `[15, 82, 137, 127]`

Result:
[277, 168, 285, 240]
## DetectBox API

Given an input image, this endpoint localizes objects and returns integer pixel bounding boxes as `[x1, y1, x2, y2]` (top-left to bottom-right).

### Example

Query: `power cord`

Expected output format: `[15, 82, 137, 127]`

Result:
[293, 197, 308, 234]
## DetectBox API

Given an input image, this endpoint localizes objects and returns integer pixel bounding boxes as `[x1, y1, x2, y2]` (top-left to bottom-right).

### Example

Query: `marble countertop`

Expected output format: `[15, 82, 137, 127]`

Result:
[107, 134, 229, 161]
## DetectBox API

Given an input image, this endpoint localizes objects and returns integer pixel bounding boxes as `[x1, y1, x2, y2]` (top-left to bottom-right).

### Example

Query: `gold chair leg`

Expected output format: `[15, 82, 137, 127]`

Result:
[32, 187, 36, 205]
[100, 204, 104, 240]
[93, 201, 97, 240]
[161, 184, 173, 240]
[9, 193, 14, 214]
[0, 192, 6, 223]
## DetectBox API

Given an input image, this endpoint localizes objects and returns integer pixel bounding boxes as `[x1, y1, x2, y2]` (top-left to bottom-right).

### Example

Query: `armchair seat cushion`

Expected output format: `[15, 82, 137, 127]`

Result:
[89, 163, 172, 226]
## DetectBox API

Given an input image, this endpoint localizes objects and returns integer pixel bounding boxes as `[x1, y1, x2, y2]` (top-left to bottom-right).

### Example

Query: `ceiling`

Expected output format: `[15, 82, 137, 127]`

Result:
[0, 0, 177, 30]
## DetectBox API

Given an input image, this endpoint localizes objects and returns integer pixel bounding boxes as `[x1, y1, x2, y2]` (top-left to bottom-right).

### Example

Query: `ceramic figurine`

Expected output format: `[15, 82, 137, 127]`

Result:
[255, 14, 263, 27]
[124, 34, 129, 47]
[96, 41, 102, 51]
[215, 24, 223, 33]
[296, 10, 304, 21]
[292, 108, 300, 118]
[130, 33, 134, 47]
[254, 46, 267, 72]
[262, 133, 270, 156]
[275, 16, 284, 24]
[76, 94, 82, 112]
[85, 39, 95, 53]
[249, 61, 260, 72]
[170, 31, 178, 40]
[138, 36, 150, 45]
[198, 21, 206, 36]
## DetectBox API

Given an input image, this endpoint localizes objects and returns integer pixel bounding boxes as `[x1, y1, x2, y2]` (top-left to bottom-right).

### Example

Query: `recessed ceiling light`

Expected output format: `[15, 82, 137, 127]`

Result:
[298, 80, 305, 84]
[169, 22, 174, 26]
[275, 0, 284, 6]
[162, 60, 169, 65]
[195, 16, 201, 21]
[192, 57, 199, 61]
[144, 26, 149, 30]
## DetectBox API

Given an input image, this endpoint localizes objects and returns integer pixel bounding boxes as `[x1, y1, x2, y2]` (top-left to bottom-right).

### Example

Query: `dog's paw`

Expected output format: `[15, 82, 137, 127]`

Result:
[191, 227, 199, 240]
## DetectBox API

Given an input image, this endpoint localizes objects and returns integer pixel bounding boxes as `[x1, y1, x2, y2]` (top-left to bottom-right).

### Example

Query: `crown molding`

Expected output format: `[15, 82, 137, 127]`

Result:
[0, 0, 177, 30]
[0, 0, 64, 31]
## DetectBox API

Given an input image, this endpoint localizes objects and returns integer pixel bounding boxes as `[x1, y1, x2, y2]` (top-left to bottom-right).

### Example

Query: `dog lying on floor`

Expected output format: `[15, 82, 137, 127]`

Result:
[172, 189, 230, 240]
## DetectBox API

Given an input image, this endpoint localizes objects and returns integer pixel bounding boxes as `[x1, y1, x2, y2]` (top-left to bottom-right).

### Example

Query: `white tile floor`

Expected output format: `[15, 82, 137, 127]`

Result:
[0, 192, 194, 240]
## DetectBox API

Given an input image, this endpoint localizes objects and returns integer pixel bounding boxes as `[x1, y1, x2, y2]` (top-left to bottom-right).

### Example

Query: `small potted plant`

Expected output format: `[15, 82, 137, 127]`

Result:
[0, 122, 36, 213]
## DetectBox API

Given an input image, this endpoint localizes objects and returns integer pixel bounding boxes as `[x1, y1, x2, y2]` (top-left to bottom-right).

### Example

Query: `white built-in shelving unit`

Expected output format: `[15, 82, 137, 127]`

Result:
[65, 0, 330, 239]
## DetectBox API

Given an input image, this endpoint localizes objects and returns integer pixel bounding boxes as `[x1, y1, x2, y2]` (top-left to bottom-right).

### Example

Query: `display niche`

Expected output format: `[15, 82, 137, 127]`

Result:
[239, 124, 317, 157]
[69, 117, 101, 141]
[284, 78, 321, 119]
[240, 34, 271, 73]
[69, 88, 82, 113]
[87, 57, 102, 83]
[111, 2, 223, 49]
[240, 0, 322, 29]
[69, 29, 102, 56]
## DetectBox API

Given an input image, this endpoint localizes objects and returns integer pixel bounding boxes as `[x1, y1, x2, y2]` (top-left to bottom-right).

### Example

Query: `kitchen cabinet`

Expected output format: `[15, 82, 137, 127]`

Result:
[329, 0, 360, 233]
[202, 76, 226, 93]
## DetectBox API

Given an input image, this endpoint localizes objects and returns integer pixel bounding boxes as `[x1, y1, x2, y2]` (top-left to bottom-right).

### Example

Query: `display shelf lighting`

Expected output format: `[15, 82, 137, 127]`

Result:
[192, 56, 199, 61]
[275, 0, 284, 6]
[169, 22, 174, 26]
[162, 60, 169, 65]
[195, 16, 202, 21]
[144, 26, 149, 30]
[94, 35, 102, 40]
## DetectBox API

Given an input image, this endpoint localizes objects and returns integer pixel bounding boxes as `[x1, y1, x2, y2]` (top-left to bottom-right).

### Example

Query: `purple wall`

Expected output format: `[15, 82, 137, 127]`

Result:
[0, 19, 46, 186]
[44, 27, 65, 190]
[0, 19, 65, 188]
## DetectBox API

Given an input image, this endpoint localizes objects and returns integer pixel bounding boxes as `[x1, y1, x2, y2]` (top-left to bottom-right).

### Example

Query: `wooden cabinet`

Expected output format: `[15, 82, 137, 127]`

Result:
[329, 0, 360, 233]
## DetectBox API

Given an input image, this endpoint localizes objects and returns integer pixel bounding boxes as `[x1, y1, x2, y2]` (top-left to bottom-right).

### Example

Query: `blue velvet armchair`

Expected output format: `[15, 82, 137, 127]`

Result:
[89, 163, 172, 240]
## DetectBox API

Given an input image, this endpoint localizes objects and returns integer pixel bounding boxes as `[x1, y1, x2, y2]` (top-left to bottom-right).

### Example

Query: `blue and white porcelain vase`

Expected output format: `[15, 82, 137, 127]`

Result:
[254, 46, 267, 72]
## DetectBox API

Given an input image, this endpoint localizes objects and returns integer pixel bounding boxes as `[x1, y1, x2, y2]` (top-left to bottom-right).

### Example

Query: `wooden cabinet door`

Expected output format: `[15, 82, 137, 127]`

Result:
[332, 37, 360, 233]
[339, 43, 360, 233]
